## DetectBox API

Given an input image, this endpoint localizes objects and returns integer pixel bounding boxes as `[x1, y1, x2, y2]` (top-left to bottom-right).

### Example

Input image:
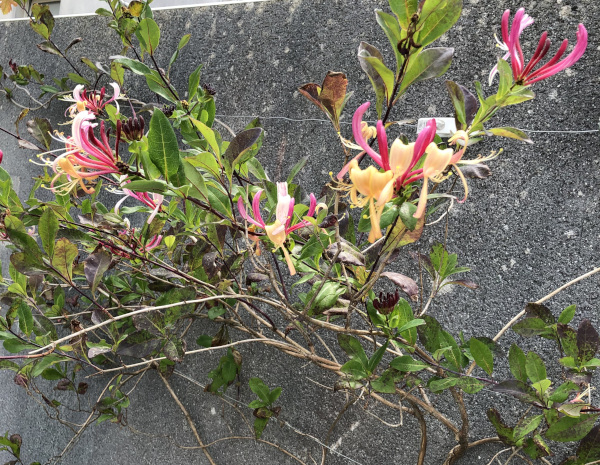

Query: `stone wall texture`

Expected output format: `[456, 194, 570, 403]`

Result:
[0, 0, 599, 463]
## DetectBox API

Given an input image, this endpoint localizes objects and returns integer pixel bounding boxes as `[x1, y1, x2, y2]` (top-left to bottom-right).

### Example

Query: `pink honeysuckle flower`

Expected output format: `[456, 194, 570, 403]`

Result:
[65, 83, 120, 117]
[237, 182, 317, 275]
[498, 8, 587, 85]
[38, 110, 122, 194]
[143, 234, 163, 252]
[489, 13, 534, 85]
[114, 182, 164, 224]
[337, 102, 437, 184]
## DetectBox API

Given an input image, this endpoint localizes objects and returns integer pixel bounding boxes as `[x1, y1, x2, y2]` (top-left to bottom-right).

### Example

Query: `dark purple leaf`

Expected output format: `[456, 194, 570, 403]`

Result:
[557, 324, 579, 358]
[545, 414, 599, 442]
[84, 250, 111, 295]
[577, 425, 600, 463]
[26, 118, 52, 150]
[491, 379, 541, 405]
[223, 127, 263, 167]
[525, 302, 555, 325]
[459, 164, 491, 179]
[577, 319, 599, 363]
[459, 84, 477, 125]
[380, 272, 419, 301]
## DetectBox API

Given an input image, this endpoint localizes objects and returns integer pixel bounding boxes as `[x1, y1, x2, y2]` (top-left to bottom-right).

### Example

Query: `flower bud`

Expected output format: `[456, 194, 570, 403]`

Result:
[0, 149, 3, 164]
[13, 373, 28, 388]
[373, 291, 400, 315]
[121, 115, 145, 141]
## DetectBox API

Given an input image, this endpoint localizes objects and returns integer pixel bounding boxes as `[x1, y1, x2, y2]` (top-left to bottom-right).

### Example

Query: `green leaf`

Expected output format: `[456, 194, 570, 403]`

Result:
[558, 324, 579, 359]
[311, 281, 345, 312]
[548, 381, 579, 403]
[340, 359, 368, 379]
[508, 344, 528, 384]
[269, 387, 282, 404]
[253, 417, 269, 439]
[375, 10, 404, 71]
[398, 47, 454, 96]
[502, 85, 535, 106]
[286, 156, 308, 185]
[51, 238, 78, 282]
[337, 334, 368, 366]
[0, 360, 20, 372]
[558, 305, 577, 325]
[398, 201, 417, 230]
[109, 55, 152, 76]
[523, 434, 551, 460]
[4, 338, 36, 353]
[188, 65, 203, 100]
[456, 377, 484, 394]
[487, 127, 532, 144]
[415, 0, 462, 48]
[487, 408, 516, 445]
[190, 118, 221, 158]
[31, 354, 69, 378]
[371, 367, 404, 393]
[390, 355, 428, 372]
[388, 0, 418, 29]
[496, 59, 513, 98]
[205, 185, 232, 218]
[39, 207, 59, 258]
[123, 180, 168, 194]
[512, 317, 548, 337]
[357, 42, 389, 117]
[135, 18, 160, 55]
[428, 376, 458, 393]
[470, 337, 493, 375]
[418, 315, 443, 353]
[525, 352, 546, 384]
[16, 300, 33, 336]
[545, 414, 599, 442]
[5, 215, 42, 256]
[514, 415, 543, 441]
[37, 40, 61, 56]
[148, 109, 181, 183]
[367, 340, 389, 373]
[445, 80, 467, 126]
[30, 3, 54, 39]
[249, 377, 271, 403]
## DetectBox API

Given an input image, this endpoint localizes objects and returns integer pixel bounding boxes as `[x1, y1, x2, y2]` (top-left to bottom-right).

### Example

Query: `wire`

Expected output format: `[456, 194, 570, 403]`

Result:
[215, 114, 599, 134]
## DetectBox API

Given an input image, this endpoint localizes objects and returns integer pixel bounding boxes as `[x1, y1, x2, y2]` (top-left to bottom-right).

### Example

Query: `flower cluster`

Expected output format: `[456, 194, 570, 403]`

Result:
[338, 102, 470, 242]
[65, 83, 121, 117]
[238, 182, 317, 275]
[39, 110, 122, 195]
[492, 8, 587, 86]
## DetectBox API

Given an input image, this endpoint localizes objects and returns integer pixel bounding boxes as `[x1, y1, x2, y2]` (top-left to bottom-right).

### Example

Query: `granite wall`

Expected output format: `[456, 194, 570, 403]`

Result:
[0, 0, 599, 463]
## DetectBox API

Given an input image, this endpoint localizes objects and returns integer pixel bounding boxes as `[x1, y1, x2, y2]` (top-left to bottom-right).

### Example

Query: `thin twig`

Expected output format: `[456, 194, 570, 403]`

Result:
[157, 368, 217, 465]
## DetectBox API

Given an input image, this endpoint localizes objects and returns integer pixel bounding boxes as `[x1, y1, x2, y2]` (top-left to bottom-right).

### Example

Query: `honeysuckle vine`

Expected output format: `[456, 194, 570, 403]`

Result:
[0, 1, 596, 465]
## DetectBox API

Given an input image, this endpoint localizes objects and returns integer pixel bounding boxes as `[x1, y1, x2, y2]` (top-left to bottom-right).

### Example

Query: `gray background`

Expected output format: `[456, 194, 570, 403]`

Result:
[0, 0, 599, 463]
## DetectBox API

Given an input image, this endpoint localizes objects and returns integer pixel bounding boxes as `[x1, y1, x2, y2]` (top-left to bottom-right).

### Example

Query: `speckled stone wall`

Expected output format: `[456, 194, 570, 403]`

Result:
[0, 0, 598, 463]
